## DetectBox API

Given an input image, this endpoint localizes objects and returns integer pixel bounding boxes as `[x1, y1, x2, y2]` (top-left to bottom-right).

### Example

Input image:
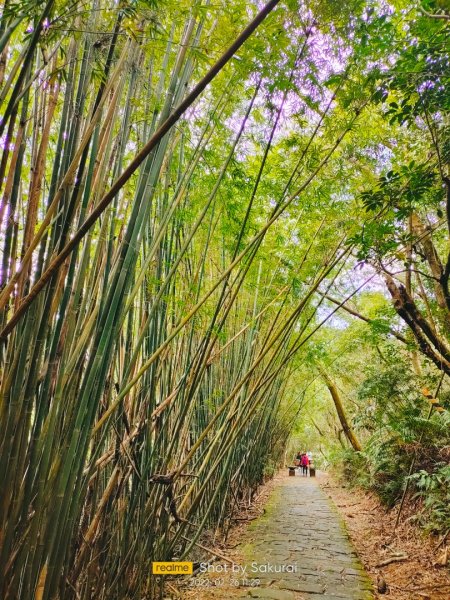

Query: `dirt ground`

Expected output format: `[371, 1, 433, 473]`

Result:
[319, 473, 450, 600]
[173, 471, 449, 599]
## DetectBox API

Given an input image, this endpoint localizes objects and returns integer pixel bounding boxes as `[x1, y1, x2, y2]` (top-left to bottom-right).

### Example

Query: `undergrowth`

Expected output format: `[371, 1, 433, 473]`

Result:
[334, 364, 450, 534]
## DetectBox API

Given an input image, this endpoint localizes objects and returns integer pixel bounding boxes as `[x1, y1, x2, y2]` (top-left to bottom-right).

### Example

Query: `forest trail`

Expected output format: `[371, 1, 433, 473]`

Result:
[2, 2, 449, 597]
[191, 474, 374, 600]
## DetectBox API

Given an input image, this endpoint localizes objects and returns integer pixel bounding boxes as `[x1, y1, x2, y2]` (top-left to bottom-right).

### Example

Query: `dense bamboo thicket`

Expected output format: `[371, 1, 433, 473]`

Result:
[0, 1, 354, 598]
[1, 0, 449, 598]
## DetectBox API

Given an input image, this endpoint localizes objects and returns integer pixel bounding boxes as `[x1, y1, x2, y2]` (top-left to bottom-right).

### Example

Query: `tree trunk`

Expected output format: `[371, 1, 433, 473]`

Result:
[384, 273, 450, 377]
[320, 369, 362, 452]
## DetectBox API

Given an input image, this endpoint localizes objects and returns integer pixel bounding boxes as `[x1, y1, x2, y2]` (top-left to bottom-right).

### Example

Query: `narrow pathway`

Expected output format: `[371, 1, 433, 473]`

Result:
[191, 473, 374, 599]
[237, 474, 374, 599]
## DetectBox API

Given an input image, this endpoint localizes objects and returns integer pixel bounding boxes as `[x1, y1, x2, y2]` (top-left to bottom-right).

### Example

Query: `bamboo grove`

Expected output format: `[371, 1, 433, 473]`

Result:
[1, 0, 449, 599]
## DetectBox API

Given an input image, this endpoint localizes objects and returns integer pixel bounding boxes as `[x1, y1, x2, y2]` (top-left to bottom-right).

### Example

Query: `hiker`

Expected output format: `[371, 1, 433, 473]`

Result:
[301, 452, 309, 476]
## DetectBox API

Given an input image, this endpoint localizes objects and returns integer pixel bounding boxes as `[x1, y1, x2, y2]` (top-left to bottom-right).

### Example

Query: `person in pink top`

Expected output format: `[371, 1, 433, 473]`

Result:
[301, 453, 309, 476]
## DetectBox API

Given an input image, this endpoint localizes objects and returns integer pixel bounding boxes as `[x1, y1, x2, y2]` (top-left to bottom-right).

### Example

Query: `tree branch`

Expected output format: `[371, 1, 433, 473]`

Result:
[384, 274, 450, 376]
[319, 292, 408, 344]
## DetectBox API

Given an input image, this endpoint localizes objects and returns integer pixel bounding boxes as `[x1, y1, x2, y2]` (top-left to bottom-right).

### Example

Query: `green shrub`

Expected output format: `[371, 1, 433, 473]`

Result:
[340, 448, 371, 488]
[409, 464, 450, 533]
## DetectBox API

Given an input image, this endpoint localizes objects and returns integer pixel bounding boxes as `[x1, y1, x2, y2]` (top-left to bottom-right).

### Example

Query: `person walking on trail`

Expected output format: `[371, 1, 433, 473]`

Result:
[301, 452, 309, 476]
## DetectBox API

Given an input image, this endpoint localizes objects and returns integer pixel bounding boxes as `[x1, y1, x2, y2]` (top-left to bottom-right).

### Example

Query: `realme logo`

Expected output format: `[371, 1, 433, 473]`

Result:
[152, 561, 193, 575]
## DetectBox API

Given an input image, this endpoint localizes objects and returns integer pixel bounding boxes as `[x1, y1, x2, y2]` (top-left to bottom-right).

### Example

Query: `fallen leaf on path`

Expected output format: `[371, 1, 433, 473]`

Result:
[433, 546, 448, 567]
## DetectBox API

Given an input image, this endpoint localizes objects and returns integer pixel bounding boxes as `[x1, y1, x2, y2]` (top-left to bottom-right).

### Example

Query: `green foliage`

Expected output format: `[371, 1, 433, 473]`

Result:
[339, 359, 450, 521]
[340, 448, 371, 487]
[2, 0, 450, 596]
[409, 464, 450, 533]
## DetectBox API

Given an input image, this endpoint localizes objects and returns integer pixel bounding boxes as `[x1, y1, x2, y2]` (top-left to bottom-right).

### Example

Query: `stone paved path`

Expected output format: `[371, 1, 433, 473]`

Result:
[235, 474, 374, 600]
